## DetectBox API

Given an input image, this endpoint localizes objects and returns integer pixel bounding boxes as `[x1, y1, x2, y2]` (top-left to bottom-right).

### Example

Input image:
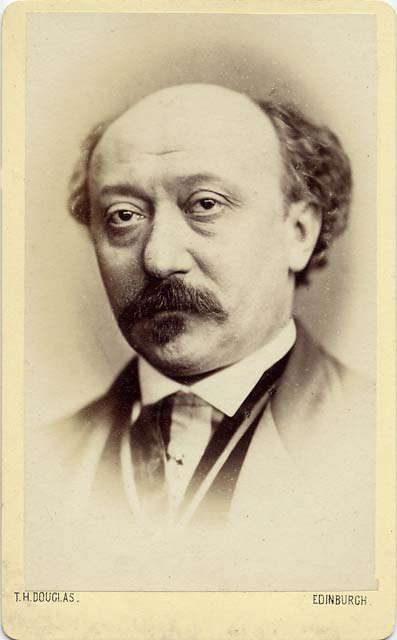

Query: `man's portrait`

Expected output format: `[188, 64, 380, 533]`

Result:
[24, 11, 377, 592]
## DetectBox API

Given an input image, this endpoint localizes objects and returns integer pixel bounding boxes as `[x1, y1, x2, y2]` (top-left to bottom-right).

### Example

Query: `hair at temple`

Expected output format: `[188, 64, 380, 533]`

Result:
[68, 97, 352, 286]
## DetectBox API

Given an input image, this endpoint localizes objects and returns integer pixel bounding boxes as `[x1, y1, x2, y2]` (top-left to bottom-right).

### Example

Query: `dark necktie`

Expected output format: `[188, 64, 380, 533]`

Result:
[129, 394, 214, 521]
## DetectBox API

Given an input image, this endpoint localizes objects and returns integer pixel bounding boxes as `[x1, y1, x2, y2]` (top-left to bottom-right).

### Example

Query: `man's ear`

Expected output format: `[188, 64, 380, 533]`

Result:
[286, 201, 322, 273]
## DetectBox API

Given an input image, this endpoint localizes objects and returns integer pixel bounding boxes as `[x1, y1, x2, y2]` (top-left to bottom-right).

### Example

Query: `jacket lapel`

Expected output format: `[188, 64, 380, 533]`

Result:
[88, 359, 141, 514]
[228, 405, 309, 524]
[271, 319, 334, 452]
[229, 321, 326, 521]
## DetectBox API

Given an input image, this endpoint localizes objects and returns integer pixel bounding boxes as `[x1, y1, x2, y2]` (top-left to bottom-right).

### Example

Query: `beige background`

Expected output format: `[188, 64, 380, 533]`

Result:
[25, 12, 376, 425]
[3, 2, 395, 639]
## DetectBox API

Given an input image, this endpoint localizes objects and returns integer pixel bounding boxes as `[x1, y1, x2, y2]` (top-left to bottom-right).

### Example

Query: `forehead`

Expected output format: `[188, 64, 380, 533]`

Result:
[90, 86, 283, 186]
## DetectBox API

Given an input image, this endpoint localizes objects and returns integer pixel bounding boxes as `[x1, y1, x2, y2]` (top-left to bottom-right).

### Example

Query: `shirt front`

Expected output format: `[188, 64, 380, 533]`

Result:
[134, 318, 296, 512]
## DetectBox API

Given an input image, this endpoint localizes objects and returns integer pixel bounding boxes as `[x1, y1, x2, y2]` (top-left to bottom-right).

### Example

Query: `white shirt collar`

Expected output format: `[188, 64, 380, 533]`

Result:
[138, 318, 296, 417]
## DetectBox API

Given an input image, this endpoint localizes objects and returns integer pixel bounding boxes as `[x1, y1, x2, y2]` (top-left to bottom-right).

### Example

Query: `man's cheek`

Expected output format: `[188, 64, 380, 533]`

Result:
[106, 273, 144, 315]
[96, 260, 127, 311]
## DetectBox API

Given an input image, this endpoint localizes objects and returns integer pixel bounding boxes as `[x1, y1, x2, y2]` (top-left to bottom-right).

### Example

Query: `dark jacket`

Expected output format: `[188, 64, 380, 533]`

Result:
[26, 322, 376, 591]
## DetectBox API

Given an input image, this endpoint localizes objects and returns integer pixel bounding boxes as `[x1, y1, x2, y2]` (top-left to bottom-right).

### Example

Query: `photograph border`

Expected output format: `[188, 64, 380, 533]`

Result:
[2, 0, 396, 638]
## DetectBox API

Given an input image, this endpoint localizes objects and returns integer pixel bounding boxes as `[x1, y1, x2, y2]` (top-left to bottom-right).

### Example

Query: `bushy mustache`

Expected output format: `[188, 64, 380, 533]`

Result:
[117, 278, 228, 329]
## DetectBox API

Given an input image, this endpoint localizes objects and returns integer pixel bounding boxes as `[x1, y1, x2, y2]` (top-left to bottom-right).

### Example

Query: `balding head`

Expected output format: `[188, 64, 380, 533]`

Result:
[91, 84, 283, 195]
[98, 84, 279, 151]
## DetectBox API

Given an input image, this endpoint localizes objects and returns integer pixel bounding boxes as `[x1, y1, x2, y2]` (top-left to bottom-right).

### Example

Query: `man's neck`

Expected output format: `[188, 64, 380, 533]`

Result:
[138, 318, 297, 417]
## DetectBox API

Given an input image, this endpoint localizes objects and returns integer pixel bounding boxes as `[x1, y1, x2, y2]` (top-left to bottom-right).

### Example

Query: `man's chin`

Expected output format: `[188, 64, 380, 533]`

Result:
[125, 315, 210, 376]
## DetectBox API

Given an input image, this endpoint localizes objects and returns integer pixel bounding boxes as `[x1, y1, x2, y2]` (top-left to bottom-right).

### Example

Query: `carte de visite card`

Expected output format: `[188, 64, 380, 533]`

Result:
[2, 0, 396, 638]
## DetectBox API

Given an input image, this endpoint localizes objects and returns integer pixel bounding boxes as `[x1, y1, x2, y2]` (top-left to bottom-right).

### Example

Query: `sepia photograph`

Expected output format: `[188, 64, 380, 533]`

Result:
[24, 8, 379, 591]
[2, 1, 396, 638]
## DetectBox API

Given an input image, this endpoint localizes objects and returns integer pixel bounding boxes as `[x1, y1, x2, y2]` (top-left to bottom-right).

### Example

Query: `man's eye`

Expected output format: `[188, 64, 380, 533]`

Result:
[106, 207, 145, 227]
[186, 197, 224, 215]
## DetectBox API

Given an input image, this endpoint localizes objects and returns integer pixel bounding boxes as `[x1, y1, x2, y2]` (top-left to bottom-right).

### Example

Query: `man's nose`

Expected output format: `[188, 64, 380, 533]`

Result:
[142, 210, 194, 279]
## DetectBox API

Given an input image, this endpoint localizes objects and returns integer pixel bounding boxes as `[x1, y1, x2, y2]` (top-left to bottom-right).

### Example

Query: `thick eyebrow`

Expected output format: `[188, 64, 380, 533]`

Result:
[173, 174, 245, 204]
[98, 184, 148, 201]
[174, 173, 240, 191]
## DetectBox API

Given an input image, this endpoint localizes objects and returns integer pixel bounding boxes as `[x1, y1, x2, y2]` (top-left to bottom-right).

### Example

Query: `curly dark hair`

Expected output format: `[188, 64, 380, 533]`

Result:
[258, 101, 352, 284]
[68, 98, 352, 285]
